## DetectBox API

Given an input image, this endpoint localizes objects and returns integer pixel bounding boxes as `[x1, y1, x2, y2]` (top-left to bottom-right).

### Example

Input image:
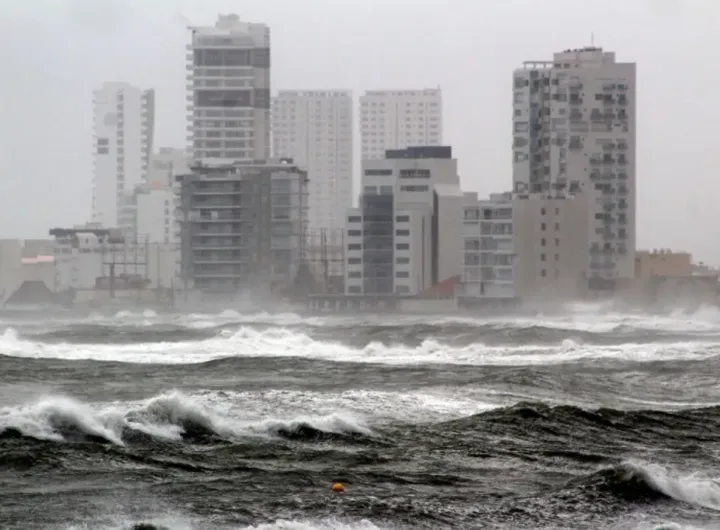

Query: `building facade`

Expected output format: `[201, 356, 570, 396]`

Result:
[511, 195, 590, 302]
[187, 14, 271, 164]
[512, 47, 636, 288]
[359, 89, 442, 161]
[92, 82, 155, 229]
[459, 192, 516, 300]
[271, 90, 353, 245]
[176, 160, 308, 294]
[345, 146, 463, 296]
[49, 226, 175, 293]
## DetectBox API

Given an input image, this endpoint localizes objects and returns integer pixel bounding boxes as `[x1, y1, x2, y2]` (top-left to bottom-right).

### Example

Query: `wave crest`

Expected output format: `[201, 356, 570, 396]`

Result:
[0, 391, 373, 447]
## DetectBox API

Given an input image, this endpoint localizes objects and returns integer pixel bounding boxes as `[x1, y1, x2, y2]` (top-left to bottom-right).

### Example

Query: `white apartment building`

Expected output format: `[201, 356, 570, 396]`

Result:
[50, 226, 175, 292]
[271, 90, 353, 243]
[187, 14, 270, 164]
[92, 82, 154, 229]
[512, 47, 636, 288]
[459, 192, 516, 300]
[359, 89, 442, 161]
[345, 146, 463, 296]
[118, 148, 190, 244]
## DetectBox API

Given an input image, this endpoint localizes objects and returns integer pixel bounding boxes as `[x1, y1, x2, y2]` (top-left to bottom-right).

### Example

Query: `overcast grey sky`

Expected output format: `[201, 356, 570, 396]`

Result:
[1, 0, 718, 262]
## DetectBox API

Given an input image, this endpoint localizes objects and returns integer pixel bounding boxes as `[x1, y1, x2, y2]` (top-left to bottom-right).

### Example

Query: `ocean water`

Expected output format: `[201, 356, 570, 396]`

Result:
[1, 305, 720, 529]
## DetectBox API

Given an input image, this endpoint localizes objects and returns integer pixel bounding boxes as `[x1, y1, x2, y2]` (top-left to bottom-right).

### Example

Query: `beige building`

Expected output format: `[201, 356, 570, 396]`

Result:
[634, 249, 692, 279]
[512, 194, 589, 303]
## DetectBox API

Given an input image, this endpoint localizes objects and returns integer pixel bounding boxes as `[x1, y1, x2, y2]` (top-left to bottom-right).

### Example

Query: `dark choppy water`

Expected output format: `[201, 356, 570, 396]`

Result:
[1, 307, 720, 529]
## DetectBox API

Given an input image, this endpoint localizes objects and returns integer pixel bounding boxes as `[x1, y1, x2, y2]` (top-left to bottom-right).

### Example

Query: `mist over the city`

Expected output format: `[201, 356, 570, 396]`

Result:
[2, 1, 720, 530]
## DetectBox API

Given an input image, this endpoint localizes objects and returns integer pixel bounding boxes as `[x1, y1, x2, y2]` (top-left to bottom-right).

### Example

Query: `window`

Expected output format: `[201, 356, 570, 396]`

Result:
[348, 271, 362, 278]
[399, 169, 431, 178]
[555, 222, 559, 230]
[396, 271, 409, 278]
[400, 185, 429, 192]
[541, 238, 546, 246]
[395, 229, 410, 236]
[541, 269, 546, 277]
[555, 238, 559, 246]
[541, 208, 546, 215]
[541, 223, 546, 231]
[348, 216, 361, 223]
[541, 253, 546, 261]
[396, 243, 409, 250]
[396, 215, 410, 222]
[97, 146, 109, 155]
[348, 286, 362, 293]
[348, 257, 361, 265]
[396, 257, 410, 264]
[364, 169, 393, 176]
[348, 230, 361, 236]
[348, 243, 361, 251]
[396, 285, 410, 294]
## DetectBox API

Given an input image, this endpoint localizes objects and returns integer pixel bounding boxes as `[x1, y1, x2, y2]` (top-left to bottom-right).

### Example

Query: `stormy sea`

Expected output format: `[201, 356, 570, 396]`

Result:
[2, 305, 720, 530]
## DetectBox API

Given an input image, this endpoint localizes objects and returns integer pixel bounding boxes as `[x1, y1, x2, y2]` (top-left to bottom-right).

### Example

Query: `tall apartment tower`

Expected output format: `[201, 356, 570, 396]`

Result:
[359, 88, 442, 161]
[271, 90, 353, 242]
[512, 47, 636, 285]
[187, 14, 270, 163]
[92, 82, 155, 230]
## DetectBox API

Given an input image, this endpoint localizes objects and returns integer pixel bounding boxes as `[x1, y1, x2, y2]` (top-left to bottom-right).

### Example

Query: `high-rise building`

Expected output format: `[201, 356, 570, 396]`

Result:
[344, 146, 463, 296]
[359, 89, 442, 161]
[512, 47, 636, 287]
[92, 82, 154, 229]
[271, 90, 353, 242]
[187, 14, 270, 164]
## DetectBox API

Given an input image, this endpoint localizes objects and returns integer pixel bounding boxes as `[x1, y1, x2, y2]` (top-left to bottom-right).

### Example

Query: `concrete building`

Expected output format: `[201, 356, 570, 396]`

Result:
[634, 249, 693, 279]
[271, 90, 353, 244]
[512, 195, 590, 302]
[187, 14, 270, 164]
[176, 160, 308, 295]
[92, 82, 155, 229]
[359, 89, 442, 161]
[48, 225, 175, 297]
[512, 47, 636, 289]
[0, 239, 23, 303]
[458, 192, 516, 301]
[345, 146, 462, 296]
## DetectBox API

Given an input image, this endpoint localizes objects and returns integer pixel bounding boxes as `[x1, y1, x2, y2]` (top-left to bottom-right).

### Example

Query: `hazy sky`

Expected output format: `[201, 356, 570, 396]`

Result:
[1, 0, 718, 263]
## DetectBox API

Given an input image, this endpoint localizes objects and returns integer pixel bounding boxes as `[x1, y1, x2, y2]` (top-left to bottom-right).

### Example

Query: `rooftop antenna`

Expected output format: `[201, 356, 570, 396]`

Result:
[590, 32, 595, 46]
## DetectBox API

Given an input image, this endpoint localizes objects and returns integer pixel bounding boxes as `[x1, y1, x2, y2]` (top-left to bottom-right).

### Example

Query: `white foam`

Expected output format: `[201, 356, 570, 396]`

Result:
[1, 323, 717, 367]
[627, 460, 720, 511]
[0, 386, 492, 445]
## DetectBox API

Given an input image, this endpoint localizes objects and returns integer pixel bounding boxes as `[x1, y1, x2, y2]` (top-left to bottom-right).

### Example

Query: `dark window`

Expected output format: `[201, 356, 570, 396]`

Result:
[395, 229, 410, 236]
[348, 271, 362, 278]
[396, 243, 409, 250]
[348, 216, 361, 223]
[348, 243, 361, 251]
[541, 223, 546, 231]
[541, 253, 546, 261]
[364, 169, 393, 176]
[348, 286, 361, 293]
[348, 257, 362, 265]
[541, 269, 546, 277]
[251, 48, 270, 68]
[541, 208, 546, 215]
[194, 49, 252, 67]
[97, 138, 109, 146]
[395, 215, 410, 222]
[555, 222, 560, 230]
[396, 271, 410, 278]
[348, 230, 361, 236]
[399, 169, 431, 178]
[97, 146, 109, 155]
[541, 238, 546, 246]
[400, 185, 429, 192]
[396, 257, 410, 264]
[195, 90, 252, 108]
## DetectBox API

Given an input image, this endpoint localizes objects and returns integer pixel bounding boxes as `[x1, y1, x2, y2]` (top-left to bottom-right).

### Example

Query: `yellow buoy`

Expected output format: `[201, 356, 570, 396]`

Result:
[331, 482, 345, 493]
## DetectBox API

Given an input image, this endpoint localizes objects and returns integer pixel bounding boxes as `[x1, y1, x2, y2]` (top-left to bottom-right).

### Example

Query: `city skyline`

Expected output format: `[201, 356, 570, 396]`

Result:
[3, 1, 718, 264]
